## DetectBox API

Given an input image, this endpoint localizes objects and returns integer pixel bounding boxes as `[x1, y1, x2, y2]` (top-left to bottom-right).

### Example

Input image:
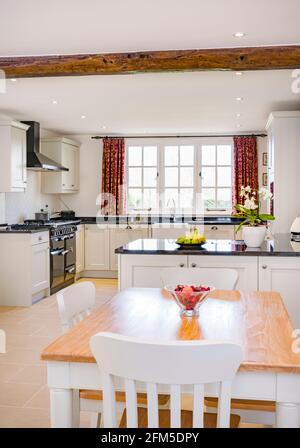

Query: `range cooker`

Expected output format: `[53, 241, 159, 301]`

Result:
[13, 219, 80, 294]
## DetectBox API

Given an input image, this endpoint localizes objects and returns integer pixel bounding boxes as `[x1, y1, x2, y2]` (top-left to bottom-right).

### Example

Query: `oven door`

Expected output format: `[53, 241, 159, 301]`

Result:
[65, 233, 76, 268]
[50, 237, 65, 292]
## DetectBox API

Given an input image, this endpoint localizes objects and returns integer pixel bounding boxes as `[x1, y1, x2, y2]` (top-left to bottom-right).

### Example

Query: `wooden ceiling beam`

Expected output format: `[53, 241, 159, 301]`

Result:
[1, 45, 300, 78]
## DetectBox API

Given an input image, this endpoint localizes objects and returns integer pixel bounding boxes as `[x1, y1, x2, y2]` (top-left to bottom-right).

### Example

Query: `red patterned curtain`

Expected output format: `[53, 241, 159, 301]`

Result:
[101, 137, 126, 215]
[232, 136, 258, 211]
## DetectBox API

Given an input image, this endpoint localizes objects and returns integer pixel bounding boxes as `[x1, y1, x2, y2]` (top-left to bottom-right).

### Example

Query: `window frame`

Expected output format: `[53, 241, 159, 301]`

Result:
[125, 137, 233, 215]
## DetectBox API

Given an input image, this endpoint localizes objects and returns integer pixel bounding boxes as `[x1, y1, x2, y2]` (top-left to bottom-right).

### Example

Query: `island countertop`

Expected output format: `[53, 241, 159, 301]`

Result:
[115, 234, 300, 257]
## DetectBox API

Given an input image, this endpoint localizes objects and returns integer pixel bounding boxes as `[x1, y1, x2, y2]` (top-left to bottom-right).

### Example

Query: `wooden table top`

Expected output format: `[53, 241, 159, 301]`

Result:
[41, 288, 300, 373]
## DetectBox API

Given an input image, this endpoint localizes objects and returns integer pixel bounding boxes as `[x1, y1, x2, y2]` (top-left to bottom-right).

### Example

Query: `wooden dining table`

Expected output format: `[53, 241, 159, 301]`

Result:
[41, 288, 300, 428]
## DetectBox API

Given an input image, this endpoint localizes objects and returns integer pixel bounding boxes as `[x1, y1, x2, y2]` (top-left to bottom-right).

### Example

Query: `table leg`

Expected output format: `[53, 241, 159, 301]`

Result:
[50, 387, 74, 428]
[276, 402, 300, 428]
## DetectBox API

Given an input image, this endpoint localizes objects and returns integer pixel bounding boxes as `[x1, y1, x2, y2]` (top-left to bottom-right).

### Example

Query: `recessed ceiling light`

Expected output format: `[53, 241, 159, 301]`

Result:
[235, 72, 244, 76]
[237, 124, 241, 128]
[52, 100, 58, 105]
[233, 32, 245, 38]
[10, 78, 17, 82]
[101, 125, 107, 129]
[236, 113, 241, 118]
[235, 97, 243, 101]
[81, 115, 86, 119]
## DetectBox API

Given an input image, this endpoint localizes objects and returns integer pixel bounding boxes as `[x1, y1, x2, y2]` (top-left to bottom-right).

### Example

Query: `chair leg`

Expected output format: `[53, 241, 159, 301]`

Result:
[90, 412, 101, 428]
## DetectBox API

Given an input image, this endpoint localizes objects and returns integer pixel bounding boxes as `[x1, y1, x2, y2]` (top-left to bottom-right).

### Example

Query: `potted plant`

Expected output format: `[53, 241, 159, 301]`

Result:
[233, 186, 275, 247]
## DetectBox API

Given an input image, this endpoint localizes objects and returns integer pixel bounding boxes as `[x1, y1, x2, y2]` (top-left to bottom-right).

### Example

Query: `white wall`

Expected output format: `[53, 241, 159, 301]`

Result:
[58, 135, 103, 216]
[0, 194, 5, 224]
[5, 171, 60, 223]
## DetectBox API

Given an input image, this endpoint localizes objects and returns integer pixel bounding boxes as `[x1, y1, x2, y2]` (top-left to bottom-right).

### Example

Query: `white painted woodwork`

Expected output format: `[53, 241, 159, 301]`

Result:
[41, 137, 80, 193]
[91, 332, 242, 428]
[31, 242, 50, 295]
[0, 119, 29, 192]
[119, 254, 188, 289]
[259, 256, 300, 329]
[109, 225, 148, 270]
[202, 224, 235, 240]
[0, 231, 50, 306]
[188, 255, 258, 291]
[151, 223, 190, 239]
[76, 225, 85, 274]
[161, 267, 238, 290]
[84, 224, 110, 271]
[266, 112, 300, 233]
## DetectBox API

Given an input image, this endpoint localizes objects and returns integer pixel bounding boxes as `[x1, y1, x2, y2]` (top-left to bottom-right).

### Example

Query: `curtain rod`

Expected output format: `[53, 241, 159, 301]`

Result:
[91, 133, 267, 139]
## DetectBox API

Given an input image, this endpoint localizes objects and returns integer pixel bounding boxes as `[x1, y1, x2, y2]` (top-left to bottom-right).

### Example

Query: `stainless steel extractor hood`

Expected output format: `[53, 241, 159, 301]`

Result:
[22, 121, 69, 172]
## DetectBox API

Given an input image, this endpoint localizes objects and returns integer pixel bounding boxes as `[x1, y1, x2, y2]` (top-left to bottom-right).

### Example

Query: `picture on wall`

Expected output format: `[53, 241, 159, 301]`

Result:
[263, 152, 268, 166]
[262, 173, 268, 186]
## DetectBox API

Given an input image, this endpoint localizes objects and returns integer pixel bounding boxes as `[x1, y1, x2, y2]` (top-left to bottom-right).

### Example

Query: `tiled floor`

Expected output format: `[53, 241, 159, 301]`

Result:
[0, 278, 262, 428]
[0, 278, 118, 428]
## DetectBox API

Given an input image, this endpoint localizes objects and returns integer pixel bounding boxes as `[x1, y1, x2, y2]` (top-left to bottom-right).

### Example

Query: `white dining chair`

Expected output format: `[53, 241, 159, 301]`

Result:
[56, 281, 170, 427]
[160, 267, 239, 290]
[160, 267, 275, 426]
[90, 332, 243, 428]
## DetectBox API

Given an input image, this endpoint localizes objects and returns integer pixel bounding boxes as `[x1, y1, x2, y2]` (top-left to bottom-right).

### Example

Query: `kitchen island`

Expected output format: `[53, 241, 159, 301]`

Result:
[116, 235, 300, 328]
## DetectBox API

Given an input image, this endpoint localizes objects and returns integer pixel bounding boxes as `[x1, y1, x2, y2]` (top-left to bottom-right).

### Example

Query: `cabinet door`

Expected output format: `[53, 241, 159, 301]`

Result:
[203, 225, 235, 240]
[110, 226, 148, 270]
[62, 143, 78, 191]
[76, 225, 85, 273]
[11, 126, 27, 190]
[119, 254, 188, 289]
[31, 242, 50, 294]
[259, 257, 300, 329]
[85, 225, 110, 271]
[188, 255, 258, 291]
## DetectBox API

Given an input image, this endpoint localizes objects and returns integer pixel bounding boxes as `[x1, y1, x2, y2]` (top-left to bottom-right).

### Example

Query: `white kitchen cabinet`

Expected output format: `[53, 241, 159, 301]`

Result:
[0, 231, 50, 306]
[119, 254, 188, 289]
[188, 255, 258, 291]
[202, 224, 235, 240]
[41, 137, 80, 193]
[258, 257, 300, 329]
[84, 224, 110, 271]
[266, 112, 300, 233]
[31, 242, 50, 295]
[151, 223, 190, 239]
[0, 119, 29, 192]
[76, 225, 85, 274]
[109, 225, 148, 271]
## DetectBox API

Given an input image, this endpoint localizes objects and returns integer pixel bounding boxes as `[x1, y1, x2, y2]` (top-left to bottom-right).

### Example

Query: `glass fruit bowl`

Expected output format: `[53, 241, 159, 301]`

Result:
[165, 284, 215, 317]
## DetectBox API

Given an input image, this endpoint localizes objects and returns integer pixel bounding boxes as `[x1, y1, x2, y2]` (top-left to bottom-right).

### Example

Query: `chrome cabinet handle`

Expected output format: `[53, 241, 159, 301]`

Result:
[211, 226, 218, 230]
[38, 236, 42, 241]
[179, 263, 185, 267]
[262, 265, 268, 269]
[191, 263, 196, 268]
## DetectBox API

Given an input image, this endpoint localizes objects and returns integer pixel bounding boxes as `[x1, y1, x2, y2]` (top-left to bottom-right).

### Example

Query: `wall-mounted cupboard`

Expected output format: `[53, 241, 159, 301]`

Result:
[41, 137, 80, 193]
[0, 119, 29, 192]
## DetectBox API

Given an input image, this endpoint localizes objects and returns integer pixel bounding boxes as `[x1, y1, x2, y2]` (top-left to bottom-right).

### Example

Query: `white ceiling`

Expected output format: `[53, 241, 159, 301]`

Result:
[0, 70, 299, 135]
[0, 1, 299, 135]
[0, 0, 300, 56]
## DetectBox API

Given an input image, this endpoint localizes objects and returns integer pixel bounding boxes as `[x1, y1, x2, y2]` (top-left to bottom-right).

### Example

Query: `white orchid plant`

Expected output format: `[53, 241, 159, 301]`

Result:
[234, 186, 275, 232]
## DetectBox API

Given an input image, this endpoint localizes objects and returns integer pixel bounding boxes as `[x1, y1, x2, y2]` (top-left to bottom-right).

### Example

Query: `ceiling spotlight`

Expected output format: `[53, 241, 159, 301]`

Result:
[235, 97, 243, 101]
[233, 32, 245, 38]
[236, 113, 241, 118]
[10, 78, 17, 82]
[52, 100, 58, 105]
[81, 115, 86, 119]
[235, 72, 243, 76]
[101, 125, 107, 129]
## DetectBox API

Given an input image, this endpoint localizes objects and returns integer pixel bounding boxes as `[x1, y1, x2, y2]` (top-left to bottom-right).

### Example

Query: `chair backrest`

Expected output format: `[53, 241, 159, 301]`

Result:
[90, 332, 243, 428]
[57, 281, 96, 332]
[160, 267, 238, 290]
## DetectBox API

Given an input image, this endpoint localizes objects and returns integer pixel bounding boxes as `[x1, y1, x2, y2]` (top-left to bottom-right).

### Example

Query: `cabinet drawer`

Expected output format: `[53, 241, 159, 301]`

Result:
[31, 231, 49, 246]
[203, 225, 234, 240]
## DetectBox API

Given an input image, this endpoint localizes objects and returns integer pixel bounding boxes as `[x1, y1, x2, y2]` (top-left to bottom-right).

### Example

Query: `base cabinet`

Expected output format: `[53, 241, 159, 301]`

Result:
[259, 257, 300, 329]
[110, 225, 148, 271]
[31, 242, 50, 295]
[119, 254, 188, 289]
[84, 225, 110, 271]
[76, 225, 85, 274]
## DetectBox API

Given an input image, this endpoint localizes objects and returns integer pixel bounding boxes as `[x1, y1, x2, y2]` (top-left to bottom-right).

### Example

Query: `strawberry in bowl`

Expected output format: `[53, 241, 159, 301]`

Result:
[165, 284, 214, 317]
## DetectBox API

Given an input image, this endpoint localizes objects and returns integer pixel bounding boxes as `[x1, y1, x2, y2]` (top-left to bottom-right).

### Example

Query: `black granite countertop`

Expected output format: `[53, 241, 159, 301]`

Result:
[0, 227, 49, 234]
[115, 234, 300, 257]
[78, 215, 244, 226]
